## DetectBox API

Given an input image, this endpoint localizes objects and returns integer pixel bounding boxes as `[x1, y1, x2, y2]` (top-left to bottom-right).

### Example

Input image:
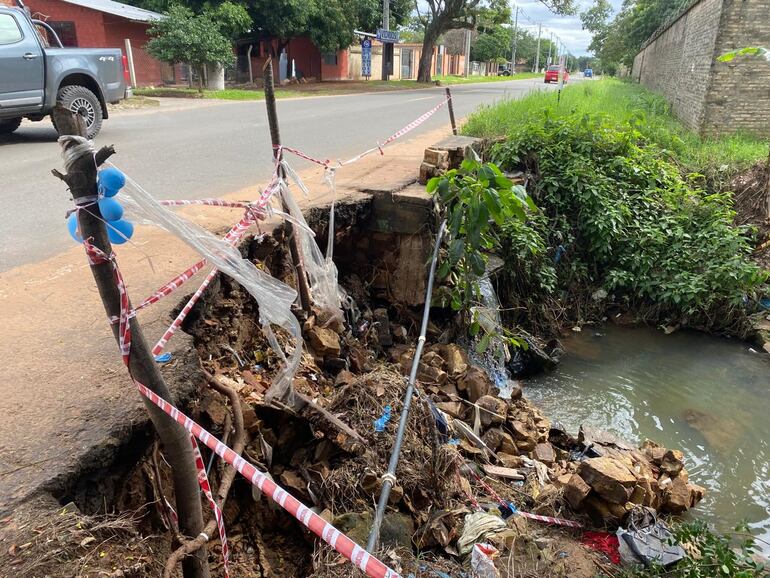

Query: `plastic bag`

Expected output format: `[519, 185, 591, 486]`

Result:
[280, 162, 344, 324]
[118, 170, 301, 401]
[471, 543, 500, 578]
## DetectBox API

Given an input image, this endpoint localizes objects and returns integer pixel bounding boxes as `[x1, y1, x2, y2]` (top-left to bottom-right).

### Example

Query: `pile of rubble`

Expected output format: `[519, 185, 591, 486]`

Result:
[187, 227, 707, 576]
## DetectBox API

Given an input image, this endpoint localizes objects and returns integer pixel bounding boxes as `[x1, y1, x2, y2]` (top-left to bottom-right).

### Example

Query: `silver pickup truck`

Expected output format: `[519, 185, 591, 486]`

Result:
[0, 4, 126, 138]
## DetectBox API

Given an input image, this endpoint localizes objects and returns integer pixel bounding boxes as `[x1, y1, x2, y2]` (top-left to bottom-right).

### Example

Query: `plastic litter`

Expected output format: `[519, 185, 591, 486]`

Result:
[117, 168, 302, 401]
[581, 530, 621, 564]
[616, 507, 685, 568]
[470, 543, 500, 578]
[280, 162, 344, 322]
[468, 277, 519, 399]
[456, 512, 506, 556]
[154, 352, 173, 363]
[373, 405, 392, 432]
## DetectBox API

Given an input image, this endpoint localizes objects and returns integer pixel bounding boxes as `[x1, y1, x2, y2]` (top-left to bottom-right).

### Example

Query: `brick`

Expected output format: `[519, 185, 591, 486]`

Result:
[631, 0, 770, 138]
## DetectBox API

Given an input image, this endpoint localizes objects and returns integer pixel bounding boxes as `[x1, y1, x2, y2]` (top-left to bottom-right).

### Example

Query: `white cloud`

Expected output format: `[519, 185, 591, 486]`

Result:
[512, 0, 623, 56]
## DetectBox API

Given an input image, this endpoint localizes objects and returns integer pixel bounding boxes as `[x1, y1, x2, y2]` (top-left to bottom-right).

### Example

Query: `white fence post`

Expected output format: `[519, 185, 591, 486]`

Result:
[124, 38, 137, 88]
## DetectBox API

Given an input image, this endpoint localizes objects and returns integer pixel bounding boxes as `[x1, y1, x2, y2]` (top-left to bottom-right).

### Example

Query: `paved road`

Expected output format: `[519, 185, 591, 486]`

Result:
[0, 77, 559, 271]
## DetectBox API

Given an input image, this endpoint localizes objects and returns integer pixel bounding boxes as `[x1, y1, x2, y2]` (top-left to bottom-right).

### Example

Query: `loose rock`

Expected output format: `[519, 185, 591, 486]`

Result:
[579, 457, 637, 504]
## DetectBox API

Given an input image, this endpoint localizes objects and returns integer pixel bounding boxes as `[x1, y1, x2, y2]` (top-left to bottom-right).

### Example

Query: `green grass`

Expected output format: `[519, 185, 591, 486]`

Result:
[463, 78, 768, 179]
[134, 73, 547, 102]
[134, 87, 298, 100]
[433, 72, 543, 84]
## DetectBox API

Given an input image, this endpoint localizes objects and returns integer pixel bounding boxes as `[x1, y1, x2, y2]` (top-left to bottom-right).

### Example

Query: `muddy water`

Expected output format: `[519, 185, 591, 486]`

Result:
[525, 324, 770, 550]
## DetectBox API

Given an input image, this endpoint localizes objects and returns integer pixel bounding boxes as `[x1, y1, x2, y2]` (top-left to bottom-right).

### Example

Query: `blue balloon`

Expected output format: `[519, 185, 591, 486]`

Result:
[67, 213, 83, 243]
[98, 197, 124, 221]
[98, 167, 126, 198]
[107, 219, 134, 244]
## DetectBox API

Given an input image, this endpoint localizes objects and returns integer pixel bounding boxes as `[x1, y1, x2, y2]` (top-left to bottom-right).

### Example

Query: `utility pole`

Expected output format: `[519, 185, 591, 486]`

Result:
[381, 0, 389, 80]
[533, 23, 542, 73]
[546, 32, 553, 67]
[511, 5, 519, 71]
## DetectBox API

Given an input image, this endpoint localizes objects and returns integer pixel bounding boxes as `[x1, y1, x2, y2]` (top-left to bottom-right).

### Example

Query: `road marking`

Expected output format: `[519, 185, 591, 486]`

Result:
[407, 96, 437, 102]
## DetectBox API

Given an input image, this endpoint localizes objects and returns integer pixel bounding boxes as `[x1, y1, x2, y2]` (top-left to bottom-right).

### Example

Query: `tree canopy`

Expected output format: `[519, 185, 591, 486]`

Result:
[146, 2, 250, 88]
[582, 0, 690, 73]
[131, 0, 413, 53]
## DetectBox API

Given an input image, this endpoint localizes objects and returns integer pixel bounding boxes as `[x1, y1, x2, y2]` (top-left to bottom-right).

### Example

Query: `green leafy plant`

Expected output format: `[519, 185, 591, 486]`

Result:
[718, 47, 770, 62]
[613, 521, 768, 578]
[147, 3, 251, 92]
[428, 158, 534, 316]
[490, 112, 767, 334]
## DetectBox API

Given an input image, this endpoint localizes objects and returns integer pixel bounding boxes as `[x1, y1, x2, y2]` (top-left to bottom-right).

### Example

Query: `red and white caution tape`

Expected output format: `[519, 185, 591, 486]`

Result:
[455, 453, 582, 530]
[83, 239, 400, 578]
[148, 95, 450, 354]
[84, 240, 231, 576]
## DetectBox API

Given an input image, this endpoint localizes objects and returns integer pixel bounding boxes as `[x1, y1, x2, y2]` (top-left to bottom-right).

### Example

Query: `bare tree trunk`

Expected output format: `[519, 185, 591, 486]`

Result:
[51, 106, 210, 578]
[418, 29, 439, 83]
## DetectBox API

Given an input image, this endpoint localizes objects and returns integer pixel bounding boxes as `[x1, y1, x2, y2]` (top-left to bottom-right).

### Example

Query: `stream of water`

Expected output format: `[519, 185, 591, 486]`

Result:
[525, 324, 770, 551]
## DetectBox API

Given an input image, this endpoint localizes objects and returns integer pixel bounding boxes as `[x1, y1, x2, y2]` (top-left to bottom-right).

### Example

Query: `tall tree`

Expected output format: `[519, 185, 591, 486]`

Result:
[147, 2, 250, 90]
[414, 0, 508, 82]
[415, 0, 574, 82]
[583, 0, 690, 72]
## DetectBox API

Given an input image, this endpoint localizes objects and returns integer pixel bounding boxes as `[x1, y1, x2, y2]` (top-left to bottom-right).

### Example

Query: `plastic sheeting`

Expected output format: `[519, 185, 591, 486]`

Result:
[280, 161, 344, 324]
[118, 169, 301, 401]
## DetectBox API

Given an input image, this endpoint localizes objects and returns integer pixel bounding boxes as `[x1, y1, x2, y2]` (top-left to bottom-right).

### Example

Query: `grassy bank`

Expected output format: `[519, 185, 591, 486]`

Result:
[443, 78, 768, 339]
[463, 78, 767, 182]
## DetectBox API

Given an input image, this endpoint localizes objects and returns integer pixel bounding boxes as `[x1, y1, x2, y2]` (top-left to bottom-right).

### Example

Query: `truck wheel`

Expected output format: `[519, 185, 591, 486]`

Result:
[55, 85, 103, 139]
[0, 117, 22, 135]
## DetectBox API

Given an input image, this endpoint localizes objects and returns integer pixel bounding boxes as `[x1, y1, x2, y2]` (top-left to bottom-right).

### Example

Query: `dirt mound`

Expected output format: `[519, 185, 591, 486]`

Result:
[732, 157, 770, 269]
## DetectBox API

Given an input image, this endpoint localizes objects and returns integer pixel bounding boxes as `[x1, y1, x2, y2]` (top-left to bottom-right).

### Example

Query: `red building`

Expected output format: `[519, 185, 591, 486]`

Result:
[25, 0, 169, 86]
[240, 37, 349, 83]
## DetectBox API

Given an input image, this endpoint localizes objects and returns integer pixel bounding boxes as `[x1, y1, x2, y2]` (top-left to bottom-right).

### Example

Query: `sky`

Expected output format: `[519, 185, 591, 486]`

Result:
[512, 0, 624, 56]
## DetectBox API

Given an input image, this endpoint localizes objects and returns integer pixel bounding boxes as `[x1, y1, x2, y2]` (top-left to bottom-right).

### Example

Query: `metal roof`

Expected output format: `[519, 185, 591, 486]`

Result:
[58, 0, 162, 22]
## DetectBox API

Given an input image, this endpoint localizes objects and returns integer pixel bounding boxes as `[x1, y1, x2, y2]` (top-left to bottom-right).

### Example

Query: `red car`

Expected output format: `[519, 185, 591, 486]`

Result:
[544, 65, 569, 84]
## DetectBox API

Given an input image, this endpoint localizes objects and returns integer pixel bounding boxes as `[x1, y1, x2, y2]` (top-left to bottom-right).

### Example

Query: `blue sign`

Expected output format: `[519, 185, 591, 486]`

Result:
[361, 38, 372, 77]
[376, 28, 399, 43]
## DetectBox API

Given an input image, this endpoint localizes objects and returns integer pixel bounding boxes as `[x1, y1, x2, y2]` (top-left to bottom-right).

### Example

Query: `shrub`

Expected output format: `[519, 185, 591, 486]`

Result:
[491, 113, 766, 333]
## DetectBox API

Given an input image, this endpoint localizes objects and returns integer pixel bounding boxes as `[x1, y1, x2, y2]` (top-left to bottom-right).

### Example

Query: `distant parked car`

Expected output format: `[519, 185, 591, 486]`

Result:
[544, 65, 568, 84]
[583, 68, 594, 78]
[497, 65, 512, 76]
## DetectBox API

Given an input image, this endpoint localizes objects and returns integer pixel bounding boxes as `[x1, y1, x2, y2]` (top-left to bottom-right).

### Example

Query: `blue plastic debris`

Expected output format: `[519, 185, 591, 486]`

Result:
[760, 298, 770, 310]
[498, 501, 518, 519]
[447, 438, 461, 446]
[373, 405, 392, 432]
[553, 244, 566, 263]
[154, 352, 173, 363]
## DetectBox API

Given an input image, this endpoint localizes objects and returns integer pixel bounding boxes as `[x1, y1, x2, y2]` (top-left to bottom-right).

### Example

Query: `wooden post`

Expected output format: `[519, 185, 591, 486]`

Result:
[445, 87, 457, 135]
[51, 106, 210, 578]
[262, 59, 312, 313]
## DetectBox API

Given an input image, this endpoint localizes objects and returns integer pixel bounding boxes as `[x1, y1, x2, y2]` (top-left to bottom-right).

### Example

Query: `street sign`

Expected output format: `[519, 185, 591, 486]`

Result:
[376, 28, 399, 43]
[362, 38, 372, 78]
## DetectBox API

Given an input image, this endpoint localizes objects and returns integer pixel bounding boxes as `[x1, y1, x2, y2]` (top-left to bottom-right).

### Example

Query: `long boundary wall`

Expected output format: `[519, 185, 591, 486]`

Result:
[632, 0, 770, 138]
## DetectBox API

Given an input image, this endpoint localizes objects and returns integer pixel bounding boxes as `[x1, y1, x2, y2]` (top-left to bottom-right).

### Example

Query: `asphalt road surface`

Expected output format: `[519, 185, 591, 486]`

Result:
[0, 77, 563, 271]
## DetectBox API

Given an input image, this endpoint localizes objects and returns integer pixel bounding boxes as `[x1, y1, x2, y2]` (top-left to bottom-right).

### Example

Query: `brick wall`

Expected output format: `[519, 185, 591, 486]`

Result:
[632, 0, 770, 138]
[703, 0, 770, 137]
[28, 0, 107, 46]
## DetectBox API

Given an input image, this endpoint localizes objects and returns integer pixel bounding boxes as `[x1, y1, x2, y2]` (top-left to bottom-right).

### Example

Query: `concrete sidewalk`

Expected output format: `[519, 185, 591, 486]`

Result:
[0, 125, 448, 514]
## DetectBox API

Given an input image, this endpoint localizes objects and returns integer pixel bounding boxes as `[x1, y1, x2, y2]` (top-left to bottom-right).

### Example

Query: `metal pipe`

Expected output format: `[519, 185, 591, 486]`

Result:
[366, 219, 447, 553]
